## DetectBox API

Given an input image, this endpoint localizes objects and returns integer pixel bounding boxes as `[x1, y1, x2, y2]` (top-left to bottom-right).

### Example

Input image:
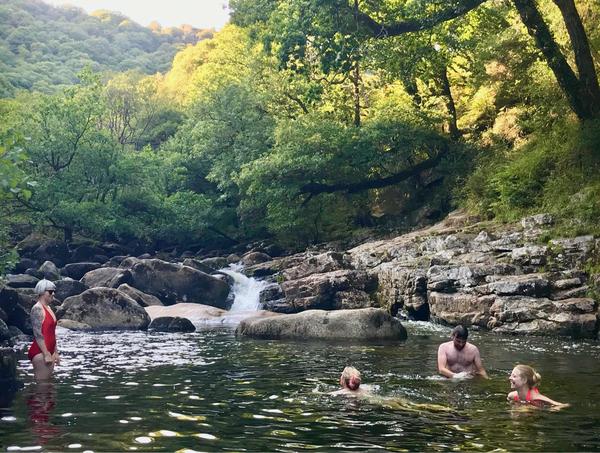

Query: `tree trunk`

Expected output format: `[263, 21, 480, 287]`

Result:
[63, 227, 73, 243]
[552, 0, 600, 118]
[352, 60, 361, 127]
[439, 66, 461, 140]
[512, 0, 598, 120]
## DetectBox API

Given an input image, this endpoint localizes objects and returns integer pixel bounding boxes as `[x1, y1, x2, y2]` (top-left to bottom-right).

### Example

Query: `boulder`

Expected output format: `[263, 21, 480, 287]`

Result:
[237, 308, 407, 341]
[148, 317, 195, 332]
[57, 319, 92, 331]
[376, 264, 428, 319]
[477, 274, 551, 297]
[241, 252, 272, 266]
[13, 258, 38, 274]
[182, 258, 215, 274]
[487, 296, 597, 337]
[226, 254, 241, 264]
[0, 319, 11, 342]
[282, 251, 346, 281]
[198, 257, 228, 271]
[16, 233, 50, 256]
[521, 213, 553, 229]
[0, 347, 17, 382]
[32, 240, 70, 267]
[62, 262, 102, 280]
[117, 284, 163, 307]
[25, 268, 43, 279]
[510, 245, 548, 266]
[38, 261, 60, 280]
[259, 282, 284, 305]
[5, 274, 39, 289]
[15, 288, 36, 310]
[280, 269, 376, 313]
[81, 267, 132, 288]
[145, 303, 226, 323]
[105, 255, 127, 267]
[54, 279, 88, 302]
[56, 288, 150, 330]
[429, 292, 495, 327]
[100, 242, 129, 257]
[126, 259, 230, 308]
[71, 244, 106, 262]
[7, 326, 25, 339]
[0, 286, 32, 334]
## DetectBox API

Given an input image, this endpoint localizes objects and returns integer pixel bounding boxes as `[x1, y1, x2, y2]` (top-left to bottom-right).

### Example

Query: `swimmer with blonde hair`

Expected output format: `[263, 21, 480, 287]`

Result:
[507, 364, 569, 408]
[331, 366, 367, 396]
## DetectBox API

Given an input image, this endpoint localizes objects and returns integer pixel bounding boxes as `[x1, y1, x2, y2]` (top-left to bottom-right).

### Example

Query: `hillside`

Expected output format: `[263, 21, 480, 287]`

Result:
[0, 0, 214, 95]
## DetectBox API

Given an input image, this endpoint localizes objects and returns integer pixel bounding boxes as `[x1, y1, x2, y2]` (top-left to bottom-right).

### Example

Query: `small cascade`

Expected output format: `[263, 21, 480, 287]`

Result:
[219, 264, 269, 312]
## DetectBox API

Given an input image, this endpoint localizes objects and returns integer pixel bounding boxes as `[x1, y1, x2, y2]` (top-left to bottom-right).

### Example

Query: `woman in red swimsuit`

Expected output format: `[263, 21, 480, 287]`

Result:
[507, 364, 568, 408]
[28, 279, 59, 381]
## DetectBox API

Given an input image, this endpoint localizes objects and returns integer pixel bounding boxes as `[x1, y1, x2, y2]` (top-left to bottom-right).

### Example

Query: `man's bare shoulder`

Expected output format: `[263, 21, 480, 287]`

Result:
[438, 341, 453, 351]
[466, 342, 480, 352]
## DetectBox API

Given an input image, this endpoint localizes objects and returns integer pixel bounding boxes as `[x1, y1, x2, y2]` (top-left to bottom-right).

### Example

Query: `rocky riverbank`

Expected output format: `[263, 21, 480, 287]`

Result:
[251, 211, 599, 339]
[0, 211, 598, 345]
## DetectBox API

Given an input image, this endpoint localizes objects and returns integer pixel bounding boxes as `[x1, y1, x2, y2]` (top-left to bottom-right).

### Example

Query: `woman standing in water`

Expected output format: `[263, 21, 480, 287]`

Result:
[28, 279, 59, 381]
[507, 364, 568, 408]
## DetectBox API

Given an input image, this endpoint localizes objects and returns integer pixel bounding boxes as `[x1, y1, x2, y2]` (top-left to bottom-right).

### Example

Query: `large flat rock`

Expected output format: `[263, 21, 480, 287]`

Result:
[236, 307, 407, 341]
[145, 303, 278, 327]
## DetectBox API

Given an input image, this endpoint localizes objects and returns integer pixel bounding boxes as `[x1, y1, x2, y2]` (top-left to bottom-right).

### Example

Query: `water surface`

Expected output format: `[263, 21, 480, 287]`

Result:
[2, 322, 599, 451]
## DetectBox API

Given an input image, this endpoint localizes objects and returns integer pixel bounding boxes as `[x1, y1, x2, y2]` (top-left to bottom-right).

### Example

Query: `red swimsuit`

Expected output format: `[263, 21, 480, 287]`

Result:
[513, 387, 539, 403]
[28, 304, 57, 361]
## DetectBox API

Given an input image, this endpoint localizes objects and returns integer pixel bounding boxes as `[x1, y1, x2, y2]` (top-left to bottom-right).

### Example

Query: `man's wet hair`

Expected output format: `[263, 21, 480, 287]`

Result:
[452, 325, 468, 340]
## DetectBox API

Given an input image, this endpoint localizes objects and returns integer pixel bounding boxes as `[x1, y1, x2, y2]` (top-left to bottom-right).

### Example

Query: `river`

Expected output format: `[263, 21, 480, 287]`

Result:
[1, 321, 599, 452]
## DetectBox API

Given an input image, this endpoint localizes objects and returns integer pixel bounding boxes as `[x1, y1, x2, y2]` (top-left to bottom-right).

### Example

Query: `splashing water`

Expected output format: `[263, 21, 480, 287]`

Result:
[219, 264, 269, 312]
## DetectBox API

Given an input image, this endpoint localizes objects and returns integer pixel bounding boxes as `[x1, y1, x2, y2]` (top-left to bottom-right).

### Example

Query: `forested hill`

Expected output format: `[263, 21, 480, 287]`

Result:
[0, 0, 213, 96]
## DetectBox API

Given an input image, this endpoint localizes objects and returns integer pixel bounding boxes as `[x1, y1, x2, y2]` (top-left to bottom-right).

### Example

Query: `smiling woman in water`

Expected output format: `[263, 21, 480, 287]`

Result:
[507, 364, 569, 409]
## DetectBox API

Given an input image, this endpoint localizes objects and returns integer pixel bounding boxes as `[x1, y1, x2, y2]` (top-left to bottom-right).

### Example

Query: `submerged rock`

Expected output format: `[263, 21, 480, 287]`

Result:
[149, 316, 195, 332]
[58, 319, 92, 331]
[236, 308, 407, 341]
[0, 347, 18, 383]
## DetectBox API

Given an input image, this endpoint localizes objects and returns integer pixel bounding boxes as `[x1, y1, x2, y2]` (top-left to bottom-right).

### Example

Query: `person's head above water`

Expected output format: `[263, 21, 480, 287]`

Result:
[35, 279, 56, 296]
[511, 364, 541, 389]
[451, 325, 468, 350]
[340, 366, 361, 391]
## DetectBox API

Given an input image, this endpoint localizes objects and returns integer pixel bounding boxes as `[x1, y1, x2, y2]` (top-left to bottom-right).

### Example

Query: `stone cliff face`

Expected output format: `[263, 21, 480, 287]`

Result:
[256, 211, 599, 339]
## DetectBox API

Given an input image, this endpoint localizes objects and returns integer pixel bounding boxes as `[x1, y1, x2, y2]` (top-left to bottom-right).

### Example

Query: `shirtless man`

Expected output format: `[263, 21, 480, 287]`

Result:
[437, 325, 488, 379]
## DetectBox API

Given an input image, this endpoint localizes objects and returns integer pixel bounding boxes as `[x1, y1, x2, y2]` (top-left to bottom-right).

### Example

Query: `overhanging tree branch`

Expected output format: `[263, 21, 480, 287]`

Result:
[299, 144, 449, 197]
[356, 0, 488, 38]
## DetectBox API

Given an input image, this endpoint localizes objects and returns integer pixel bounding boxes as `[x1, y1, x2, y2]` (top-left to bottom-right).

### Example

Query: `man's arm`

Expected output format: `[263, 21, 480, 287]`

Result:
[437, 344, 454, 378]
[472, 346, 488, 378]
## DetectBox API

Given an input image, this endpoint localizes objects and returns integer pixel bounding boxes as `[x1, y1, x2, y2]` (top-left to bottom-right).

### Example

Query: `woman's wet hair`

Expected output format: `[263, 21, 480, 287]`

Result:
[340, 366, 361, 391]
[514, 364, 542, 388]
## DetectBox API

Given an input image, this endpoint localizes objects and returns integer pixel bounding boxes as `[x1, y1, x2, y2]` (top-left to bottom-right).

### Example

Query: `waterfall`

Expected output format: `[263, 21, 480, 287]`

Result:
[219, 264, 268, 312]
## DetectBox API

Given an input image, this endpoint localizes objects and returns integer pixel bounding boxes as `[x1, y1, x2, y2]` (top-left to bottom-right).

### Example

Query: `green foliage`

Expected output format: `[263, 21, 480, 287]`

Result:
[0, 0, 212, 95]
[0, 136, 33, 275]
[465, 118, 600, 235]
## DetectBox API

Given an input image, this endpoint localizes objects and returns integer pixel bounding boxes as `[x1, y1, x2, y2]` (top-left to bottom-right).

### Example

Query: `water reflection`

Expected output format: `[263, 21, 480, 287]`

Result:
[1, 324, 599, 451]
[26, 381, 61, 445]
